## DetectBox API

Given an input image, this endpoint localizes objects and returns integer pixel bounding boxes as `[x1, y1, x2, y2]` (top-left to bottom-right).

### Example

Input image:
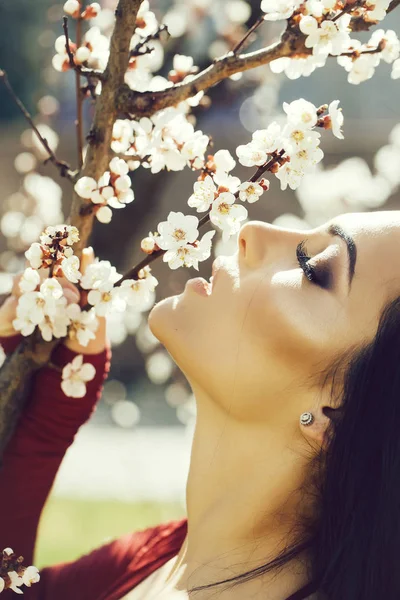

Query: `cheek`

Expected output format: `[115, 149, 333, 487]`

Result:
[244, 274, 347, 375]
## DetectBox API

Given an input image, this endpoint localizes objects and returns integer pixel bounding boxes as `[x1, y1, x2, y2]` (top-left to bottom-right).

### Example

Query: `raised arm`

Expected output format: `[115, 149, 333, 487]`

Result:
[0, 254, 110, 568]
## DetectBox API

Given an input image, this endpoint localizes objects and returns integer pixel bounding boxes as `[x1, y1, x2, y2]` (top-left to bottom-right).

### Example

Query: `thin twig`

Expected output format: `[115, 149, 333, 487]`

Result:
[0, 69, 75, 181]
[62, 17, 105, 80]
[130, 24, 169, 58]
[340, 44, 384, 57]
[116, 153, 283, 285]
[331, 0, 365, 22]
[118, 34, 294, 116]
[232, 15, 266, 54]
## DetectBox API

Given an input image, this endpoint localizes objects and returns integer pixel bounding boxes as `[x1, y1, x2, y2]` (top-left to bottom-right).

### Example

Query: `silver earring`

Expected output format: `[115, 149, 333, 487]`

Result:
[300, 412, 314, 426]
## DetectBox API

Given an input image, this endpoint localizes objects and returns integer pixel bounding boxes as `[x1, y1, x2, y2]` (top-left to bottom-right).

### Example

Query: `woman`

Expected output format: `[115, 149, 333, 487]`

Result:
[1, 211, 400, 599]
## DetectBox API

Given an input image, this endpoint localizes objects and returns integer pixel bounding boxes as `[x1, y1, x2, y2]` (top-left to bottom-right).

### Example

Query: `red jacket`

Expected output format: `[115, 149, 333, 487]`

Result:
[0, 335, 187, 599]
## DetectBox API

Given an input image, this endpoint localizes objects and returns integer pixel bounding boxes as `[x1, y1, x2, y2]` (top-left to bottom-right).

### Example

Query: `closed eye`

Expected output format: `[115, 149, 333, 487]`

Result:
[296, 240, 333, 290]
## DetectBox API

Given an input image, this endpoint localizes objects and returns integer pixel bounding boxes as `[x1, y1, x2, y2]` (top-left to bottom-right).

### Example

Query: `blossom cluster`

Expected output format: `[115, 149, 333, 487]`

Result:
[148, 99, 343, 268]
[10, 222, 160, 396]
[74, 158, 135, 224]
[53, 9, 108, 73]
[0, 547, 40, 595]
[238, 99, 343, 191]
[112, 107, 210, 175]
[57, 259, 159, 397]
[262, 0, 400, 84]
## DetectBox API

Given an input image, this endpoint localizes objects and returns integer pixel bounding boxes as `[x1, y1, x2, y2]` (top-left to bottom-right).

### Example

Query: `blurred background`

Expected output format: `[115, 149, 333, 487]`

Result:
[0, 0, 399, 568]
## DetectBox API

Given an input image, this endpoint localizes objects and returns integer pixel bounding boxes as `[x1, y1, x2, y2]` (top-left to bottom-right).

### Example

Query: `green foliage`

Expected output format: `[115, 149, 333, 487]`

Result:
[35, 496, 185, 567]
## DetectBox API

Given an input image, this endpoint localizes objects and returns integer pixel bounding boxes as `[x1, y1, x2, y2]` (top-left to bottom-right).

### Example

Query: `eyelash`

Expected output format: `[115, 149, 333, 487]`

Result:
[296, 240, 331, 289]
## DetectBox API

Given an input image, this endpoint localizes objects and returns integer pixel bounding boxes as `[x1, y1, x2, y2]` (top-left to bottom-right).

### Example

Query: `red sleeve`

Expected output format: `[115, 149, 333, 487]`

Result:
[33, 519, 188, 600]
[0, 336, 110, 573]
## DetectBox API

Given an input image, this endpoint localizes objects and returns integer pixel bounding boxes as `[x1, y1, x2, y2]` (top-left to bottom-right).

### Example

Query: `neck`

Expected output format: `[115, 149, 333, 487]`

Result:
[171, 388, 315, 599]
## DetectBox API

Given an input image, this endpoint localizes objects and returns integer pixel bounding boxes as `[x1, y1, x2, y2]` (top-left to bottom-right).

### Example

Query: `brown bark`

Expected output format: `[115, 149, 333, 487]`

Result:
[116, 33, 297, 117]
[70, 0, 144, 256]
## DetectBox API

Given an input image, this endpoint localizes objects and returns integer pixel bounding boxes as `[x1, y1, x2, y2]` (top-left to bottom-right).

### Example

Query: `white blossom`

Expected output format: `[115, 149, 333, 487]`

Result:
[38, 302, 71, 342]
[213, 171, 241, 193]
[157, 211, 199, 250]
[19, 268, 40, 293]
[283, 99, 318, 129]
[173, 54, 194, 73]
[7, 571, 23, 594]
[188, 176, 217, 212]
[392, 58, 400, 78]
[299, 15, 351, 57]
[40, 278, 63, 300]
[120, 275, 158, 309]
[261, 0, 300, 20]
[12, 313, 36, 337]
[213, 149, 236, 173]
[282, 125, 321, 151]
[66, 304, 99, 347]
[239, 181, 265, 203]
[63, 0, 80, 17]
[80, 260, 121, 290]
[96, 206, 113, 223]
[275, 163, 305, 191]
[163, 230, 216, 270]
[22, 566, 40, 587]
[210, 193, 248, 242]
[75, 46, 91, 64]
[15, 291, 57, 326]
[369, 29, 400, 63]
[337, 50, 380, 84]
[74, 177, 98, 199]
[270, 55, 326, 79]
[61, 355, 96, 398]
[109, 157, 129, 176]
[25, 243, 44, 270]
[236, 143, 268, 167]
[328, 100, 344, 139]
[236, 122, 282, 167]
[62, 255, 81, 284]
[365, 0, 390, 21]
[87, 283, 125, 316]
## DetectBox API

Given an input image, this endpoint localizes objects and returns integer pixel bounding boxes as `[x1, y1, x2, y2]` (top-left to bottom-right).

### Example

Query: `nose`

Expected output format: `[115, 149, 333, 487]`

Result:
[238, 220, 309, 269]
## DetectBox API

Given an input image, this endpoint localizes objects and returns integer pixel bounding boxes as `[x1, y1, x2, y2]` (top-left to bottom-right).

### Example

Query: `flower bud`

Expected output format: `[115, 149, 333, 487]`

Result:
[75, 46, 91, 64]
[63, 0, 80, 18]
[141, 237, 156, 254]
[82, 2, 101, 19]
[96, 206, 113, 224]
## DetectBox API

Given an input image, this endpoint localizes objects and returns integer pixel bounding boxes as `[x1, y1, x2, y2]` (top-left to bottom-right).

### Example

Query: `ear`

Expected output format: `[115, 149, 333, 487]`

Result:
[300, 406, 338, 451]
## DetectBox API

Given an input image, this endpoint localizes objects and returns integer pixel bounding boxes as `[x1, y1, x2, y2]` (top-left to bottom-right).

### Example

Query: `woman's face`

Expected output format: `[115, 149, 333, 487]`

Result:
[149, 211, 400, 424]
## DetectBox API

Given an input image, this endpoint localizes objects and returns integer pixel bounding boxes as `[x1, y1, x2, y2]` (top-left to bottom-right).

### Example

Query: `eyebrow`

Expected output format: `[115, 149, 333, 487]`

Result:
[326, 223, 357, 290]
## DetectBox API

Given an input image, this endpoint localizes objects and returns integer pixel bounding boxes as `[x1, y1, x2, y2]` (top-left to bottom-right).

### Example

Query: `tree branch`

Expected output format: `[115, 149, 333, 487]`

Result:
[117, 32, 297, 117]
[69, 0, 144, 256]
[0, 70, 76, 181]
[117, 153, 283, 284]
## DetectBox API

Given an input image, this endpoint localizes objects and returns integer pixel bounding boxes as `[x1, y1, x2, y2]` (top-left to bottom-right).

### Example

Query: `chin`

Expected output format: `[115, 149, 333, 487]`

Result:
[148, 293, 180, 343]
